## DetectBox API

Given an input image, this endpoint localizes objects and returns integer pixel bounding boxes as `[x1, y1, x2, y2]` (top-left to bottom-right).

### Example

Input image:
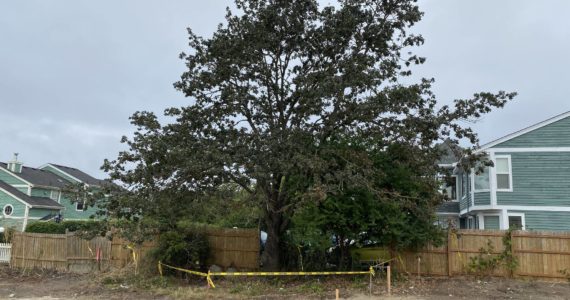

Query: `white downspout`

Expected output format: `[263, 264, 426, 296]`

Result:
[22, 206, 30, 231]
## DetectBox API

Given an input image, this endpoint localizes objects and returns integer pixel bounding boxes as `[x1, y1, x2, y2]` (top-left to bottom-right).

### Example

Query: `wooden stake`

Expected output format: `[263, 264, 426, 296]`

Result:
[369, 271, 372, 296]
[387, 265, 391, 296]
[336, 288, 339, 300]
[447, 230, 453, 276]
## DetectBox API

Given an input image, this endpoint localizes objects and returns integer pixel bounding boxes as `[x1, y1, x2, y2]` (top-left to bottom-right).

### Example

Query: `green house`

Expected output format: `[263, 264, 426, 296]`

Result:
[0, 155, 105, 231]
[438, 111, 570, 231]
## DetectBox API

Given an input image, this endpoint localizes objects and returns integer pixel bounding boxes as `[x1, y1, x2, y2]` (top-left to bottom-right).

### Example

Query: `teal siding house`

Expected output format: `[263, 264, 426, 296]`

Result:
[438, 112, 570, 231]
[0, 155, 105, 231]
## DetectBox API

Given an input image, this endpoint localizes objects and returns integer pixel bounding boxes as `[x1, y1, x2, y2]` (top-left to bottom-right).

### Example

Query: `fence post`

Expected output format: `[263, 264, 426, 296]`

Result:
[387, 265, 391, 296]
[447, 230, 452, 277]
[21, 232, 25, 271]
[511, 230, 518, 278]
[417, 256, 421, 280]
[65, 230, 69, 271]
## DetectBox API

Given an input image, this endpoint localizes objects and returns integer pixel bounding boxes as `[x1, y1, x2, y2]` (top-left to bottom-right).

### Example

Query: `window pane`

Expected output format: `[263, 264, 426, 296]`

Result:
[508, 216, 522, 229]
[443, 177, 457, 200]
[496, 158, 509, 173]
[474, 168, 490, 190]
[497, 174, 510, 189]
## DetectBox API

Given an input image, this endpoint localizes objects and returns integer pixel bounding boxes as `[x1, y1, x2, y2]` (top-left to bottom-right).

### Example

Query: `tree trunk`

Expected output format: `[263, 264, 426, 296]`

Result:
[339, 235, 347, 270]
[261, 213, 283, 271]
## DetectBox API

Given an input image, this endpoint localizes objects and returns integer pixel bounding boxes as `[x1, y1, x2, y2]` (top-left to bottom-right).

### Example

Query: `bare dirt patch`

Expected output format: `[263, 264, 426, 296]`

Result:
[382, 276, 570, 300]
[0, 266, 168, 299]
[0, 266, 569, 299]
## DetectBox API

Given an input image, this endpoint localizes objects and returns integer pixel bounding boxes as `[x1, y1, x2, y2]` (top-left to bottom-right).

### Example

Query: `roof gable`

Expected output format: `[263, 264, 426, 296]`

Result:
[0, 181, 63, 209]
[480, 111, 570, 151]
[0, 166, 30, 185]
[0, 162, 68, 188]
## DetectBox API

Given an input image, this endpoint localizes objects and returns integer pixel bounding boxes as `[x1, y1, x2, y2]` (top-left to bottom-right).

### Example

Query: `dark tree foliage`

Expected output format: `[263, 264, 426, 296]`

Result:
[102, 0, 515, 270]
[290, 143, 444, 270]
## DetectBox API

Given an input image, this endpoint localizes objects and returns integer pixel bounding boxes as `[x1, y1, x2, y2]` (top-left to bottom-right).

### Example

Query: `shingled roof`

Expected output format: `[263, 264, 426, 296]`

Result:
[0, 181, 63, 209]
[47, 164, 107, 186]
[0, 162, 69, 188]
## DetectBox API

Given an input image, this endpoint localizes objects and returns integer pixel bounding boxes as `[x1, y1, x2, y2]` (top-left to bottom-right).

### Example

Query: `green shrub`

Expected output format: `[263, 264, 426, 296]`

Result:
[25, 222, 65, 234]
[151, 222, 209, 272]
[25, 220, 104, 235]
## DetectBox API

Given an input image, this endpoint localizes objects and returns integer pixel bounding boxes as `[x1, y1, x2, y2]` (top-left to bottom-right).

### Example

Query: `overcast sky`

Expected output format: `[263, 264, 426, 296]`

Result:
[1, 1, 569, 178]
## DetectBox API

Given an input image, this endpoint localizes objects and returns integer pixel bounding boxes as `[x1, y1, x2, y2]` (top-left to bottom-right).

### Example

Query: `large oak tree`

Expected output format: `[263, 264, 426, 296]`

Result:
[103, 0, 515, 270]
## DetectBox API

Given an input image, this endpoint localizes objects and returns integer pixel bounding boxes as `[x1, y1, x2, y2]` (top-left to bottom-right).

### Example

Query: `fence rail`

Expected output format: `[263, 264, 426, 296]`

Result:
[10, 228, 259, 273]
[393, 229, 570, 281]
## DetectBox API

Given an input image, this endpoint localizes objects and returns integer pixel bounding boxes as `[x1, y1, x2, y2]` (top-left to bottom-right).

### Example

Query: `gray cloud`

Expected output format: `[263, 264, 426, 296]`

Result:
[1, 0, 568, 178]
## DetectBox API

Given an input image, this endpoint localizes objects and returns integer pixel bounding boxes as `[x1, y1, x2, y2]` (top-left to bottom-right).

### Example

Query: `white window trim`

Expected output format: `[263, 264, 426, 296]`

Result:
[449, 175, 458, 202]
[479, 213, 501, 230]
[467, 216, 474, 229]
[50, 190, 60, 201]
[507, 212, 525, 230]
[75, 201, 86, 212]
[459, 173, 468, 201]
[3, 204, 14, 217]
[495, 155, 513, 192]
[443, 175, 459, 202]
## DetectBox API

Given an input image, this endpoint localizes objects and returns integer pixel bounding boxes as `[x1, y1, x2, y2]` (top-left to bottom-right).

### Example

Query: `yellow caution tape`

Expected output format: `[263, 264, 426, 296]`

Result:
[158, 261, 374, 288]
[126, 244, 137, 263]
[206, 270, 216, 288]
[158, 261, 209, 277]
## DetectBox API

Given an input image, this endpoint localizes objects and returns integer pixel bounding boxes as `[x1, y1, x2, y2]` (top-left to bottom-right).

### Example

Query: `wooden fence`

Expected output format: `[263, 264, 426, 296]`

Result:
[207, 228, 259, 270]
[10, 228, 259, 273]
[395, 229, 570, 281]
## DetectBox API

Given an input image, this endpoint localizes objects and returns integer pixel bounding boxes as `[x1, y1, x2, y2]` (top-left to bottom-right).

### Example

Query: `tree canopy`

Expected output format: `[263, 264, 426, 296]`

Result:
[102, 0, 515, 270]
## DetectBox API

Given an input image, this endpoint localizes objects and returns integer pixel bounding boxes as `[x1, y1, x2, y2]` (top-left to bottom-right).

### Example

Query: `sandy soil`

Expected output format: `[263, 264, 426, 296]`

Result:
[378, 276, 570, 300]
[0, 267, 168, 300]
[0, 266, 569, 299]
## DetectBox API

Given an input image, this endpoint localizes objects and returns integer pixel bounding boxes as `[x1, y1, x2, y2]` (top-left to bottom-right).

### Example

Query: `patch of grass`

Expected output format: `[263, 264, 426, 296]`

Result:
[227, 280, 267, 296]
[349, 275, 368, 290]
[101, 276, 123, 285]
[297, 279, 325, 296]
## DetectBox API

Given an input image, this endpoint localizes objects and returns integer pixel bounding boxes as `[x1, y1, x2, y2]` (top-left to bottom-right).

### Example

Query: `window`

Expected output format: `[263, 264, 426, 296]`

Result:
[508, 213, 525, 230]
[474, 167, 490, 191]
[442, 176, 457, 201]
[3, 205, 13, 216]
[508, 216, 522, 229]
[76, 201, 86, 211]
[50, 190, 60, 201]
[461, 173, 468, 198]
[496, 156, 512, 191]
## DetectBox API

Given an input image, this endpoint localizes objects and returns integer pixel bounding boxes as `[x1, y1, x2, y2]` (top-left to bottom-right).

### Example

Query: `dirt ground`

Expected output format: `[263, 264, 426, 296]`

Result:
[0, 266, 570, 299]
